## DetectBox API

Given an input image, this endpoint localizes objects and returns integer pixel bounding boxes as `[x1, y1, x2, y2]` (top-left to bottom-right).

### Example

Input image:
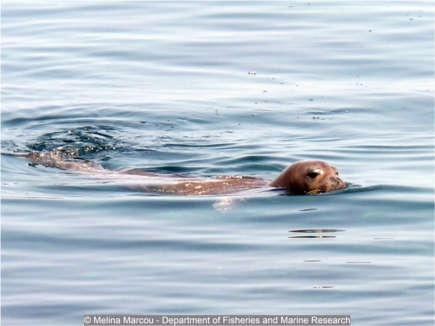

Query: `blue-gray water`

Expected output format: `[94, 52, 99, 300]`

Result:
[1, 1, 434, 325]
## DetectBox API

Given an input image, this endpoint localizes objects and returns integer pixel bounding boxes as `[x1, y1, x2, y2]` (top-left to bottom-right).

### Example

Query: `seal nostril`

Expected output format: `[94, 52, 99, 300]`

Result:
[329, 177, 339, 184]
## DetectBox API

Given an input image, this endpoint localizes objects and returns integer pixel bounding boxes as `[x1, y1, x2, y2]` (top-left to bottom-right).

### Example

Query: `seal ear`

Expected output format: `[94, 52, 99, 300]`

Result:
[306, 168, 322, 179]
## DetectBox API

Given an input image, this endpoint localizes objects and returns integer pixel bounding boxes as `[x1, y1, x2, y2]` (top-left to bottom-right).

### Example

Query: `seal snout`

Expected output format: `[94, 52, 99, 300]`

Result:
[329, 176, 346, 190]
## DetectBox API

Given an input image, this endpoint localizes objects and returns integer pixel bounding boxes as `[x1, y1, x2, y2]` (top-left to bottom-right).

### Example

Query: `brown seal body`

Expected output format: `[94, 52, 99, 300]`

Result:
[146, 176, 268, 196]
[21, 151, 346, 195]
[270, 160, 346, 195]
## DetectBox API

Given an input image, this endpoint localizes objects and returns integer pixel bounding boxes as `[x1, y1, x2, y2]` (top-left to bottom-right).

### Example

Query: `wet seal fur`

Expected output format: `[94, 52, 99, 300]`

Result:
[21, 151, 347, 195]
[270, 160, 346, 195]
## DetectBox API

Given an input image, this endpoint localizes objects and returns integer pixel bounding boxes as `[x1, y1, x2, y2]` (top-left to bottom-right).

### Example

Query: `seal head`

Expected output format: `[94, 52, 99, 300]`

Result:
[270, 160, 346, 195]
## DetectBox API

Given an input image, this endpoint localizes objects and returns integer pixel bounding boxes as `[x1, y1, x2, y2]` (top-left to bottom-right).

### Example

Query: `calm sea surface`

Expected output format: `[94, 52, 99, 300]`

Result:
[1, 1, 434, 325]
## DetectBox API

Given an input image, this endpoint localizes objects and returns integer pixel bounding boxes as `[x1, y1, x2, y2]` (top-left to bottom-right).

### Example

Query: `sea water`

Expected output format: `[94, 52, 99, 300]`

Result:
[1, 1, 434, 325]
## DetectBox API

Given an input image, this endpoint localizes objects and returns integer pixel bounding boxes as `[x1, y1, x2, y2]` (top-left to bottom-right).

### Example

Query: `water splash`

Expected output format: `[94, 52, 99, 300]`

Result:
[26, 126, 124, 160]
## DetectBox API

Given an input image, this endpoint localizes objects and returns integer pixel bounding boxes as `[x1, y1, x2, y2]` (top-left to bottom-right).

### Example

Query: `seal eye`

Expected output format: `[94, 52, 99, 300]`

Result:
[307, 169, 322, 179]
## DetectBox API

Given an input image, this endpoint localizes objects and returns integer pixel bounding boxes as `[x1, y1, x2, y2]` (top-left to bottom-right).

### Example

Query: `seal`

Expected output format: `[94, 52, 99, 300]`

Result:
[21, 151, 347, 195]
